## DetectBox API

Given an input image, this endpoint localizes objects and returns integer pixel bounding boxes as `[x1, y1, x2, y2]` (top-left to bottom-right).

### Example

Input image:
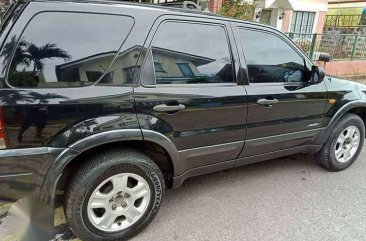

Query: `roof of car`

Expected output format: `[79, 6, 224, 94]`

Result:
[32, 0, 274, 30]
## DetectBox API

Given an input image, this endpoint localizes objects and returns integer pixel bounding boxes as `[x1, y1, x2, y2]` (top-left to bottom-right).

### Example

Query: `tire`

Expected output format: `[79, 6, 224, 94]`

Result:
[64, 149, 165, 241]
[316, 113, 365, 171]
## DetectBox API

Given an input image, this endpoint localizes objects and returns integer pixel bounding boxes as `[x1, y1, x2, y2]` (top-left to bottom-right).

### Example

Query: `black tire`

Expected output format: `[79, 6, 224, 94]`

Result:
[316, 113, 365, 171]
[64, 149, 165, 241]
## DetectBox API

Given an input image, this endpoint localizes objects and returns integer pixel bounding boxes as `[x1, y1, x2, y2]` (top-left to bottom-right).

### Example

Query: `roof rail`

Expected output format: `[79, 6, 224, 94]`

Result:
[158, 1, 201, 11]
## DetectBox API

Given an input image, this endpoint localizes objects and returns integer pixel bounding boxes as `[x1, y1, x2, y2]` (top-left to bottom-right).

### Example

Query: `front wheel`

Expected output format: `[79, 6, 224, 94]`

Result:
[64, 149, 164, 241]
[316, 113, 365, 171]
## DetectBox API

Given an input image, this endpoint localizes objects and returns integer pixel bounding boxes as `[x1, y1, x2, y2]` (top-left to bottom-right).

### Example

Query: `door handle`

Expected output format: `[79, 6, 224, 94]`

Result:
[257, 98, 279, 106]
[153, 104, 186, 112]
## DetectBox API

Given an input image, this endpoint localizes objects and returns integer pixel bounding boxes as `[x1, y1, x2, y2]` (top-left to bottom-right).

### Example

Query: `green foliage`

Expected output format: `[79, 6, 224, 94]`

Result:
[8, 71, 38, 88]
[219, 0, 255, 21]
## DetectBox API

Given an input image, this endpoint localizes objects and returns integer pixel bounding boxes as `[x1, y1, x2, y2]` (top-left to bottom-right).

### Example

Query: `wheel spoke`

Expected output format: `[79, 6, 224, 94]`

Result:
[348, 127, 356, 138]
[344, 149, 352, 159]
[111, 175, 128, 193]
[130, 182, 149, 200]
[335, 148, 344, 159]
[89, 192, 111, 208]
[352, 136, 360, 147]
[337, 133, 346, 143]
[124, 206, 142, 223]
[97, 211, 117, 229]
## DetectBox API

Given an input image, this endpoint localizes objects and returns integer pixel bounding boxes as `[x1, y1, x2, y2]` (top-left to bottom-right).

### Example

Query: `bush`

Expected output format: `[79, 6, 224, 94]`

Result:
[219, 0, 255, 21]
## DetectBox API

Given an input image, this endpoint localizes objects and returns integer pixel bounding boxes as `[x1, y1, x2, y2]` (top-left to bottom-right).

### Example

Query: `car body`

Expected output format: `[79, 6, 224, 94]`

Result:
[0, 0, 365, 239]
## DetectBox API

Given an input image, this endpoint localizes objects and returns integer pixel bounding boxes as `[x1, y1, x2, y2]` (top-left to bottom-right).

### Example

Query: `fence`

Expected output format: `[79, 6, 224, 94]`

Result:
[325, 14, 366, 29]
[287, 32, 366, 61]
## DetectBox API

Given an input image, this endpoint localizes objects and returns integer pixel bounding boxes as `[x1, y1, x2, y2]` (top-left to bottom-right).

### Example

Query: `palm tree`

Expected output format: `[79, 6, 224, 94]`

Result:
[25, 43, 71, 73]
[1, 36, 71, 74]
[1, 35, 30, 73]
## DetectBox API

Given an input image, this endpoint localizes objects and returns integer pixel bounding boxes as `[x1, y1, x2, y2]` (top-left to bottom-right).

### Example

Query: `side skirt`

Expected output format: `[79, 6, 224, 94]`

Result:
[172, 144, 322, 189]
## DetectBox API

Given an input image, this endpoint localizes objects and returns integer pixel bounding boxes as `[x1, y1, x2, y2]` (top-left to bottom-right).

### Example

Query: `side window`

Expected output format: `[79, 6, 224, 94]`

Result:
[7, 12, 134, 88]
[238, 29, 306, 84]
[149, 21, 234, 84]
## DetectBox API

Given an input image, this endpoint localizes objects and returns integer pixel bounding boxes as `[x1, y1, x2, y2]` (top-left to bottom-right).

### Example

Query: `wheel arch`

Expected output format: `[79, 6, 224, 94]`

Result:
[347, 107, 366, 134]
[314, 101, 366, 145]
[40, 129, 181, 225]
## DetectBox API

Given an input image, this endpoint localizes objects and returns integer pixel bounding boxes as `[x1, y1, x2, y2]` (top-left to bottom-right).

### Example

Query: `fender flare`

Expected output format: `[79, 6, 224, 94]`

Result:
[314, 100, 366, 145]
[40, 129, 181, 206]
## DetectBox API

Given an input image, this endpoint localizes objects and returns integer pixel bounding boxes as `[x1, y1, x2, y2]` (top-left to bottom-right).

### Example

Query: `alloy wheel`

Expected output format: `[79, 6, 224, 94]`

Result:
[335, 125, 361, 163]
[87, 173, 151, 232]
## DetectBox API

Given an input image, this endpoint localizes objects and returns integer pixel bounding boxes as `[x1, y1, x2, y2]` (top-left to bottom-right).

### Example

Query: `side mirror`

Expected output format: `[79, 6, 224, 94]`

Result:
[318, 53, 332, 63]
[311, 66, 326, 84]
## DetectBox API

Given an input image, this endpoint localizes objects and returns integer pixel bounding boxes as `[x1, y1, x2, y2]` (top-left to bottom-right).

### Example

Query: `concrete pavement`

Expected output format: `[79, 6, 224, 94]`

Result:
[1, 145, 366, 241]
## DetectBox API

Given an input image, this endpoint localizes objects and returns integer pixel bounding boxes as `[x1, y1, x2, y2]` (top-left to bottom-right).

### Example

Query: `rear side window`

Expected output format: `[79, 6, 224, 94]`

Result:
[238, 29, 306, 84]
[149, 21, 234, 85]
[7, 12, 134, 88]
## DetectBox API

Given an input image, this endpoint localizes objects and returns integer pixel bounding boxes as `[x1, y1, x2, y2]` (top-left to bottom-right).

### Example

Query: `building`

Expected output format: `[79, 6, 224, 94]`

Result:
[253, 0, 328, 34]
[325, 0, 366, 31]
[35, 45, 217, 87]
[171, 0, 329, 34]
[328, 0, 366, 9]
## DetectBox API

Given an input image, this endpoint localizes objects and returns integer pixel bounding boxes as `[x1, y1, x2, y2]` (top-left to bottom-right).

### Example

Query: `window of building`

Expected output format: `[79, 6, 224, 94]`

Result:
[290, 11, 316, 34]
[259, 10, 272, 25]
[177, 63, 195, 78]
[123, 66, 141, 84]
[7, 12, 134, 88]
[149, 21, 234, 84]
[239, 29, 306, 83]
[154, 62, 165, 72]
[85, 71, 103, 83]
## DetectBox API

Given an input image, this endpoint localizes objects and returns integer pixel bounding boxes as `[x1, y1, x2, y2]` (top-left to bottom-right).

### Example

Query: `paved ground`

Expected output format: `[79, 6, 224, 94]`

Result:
[1, 144, 366, 241]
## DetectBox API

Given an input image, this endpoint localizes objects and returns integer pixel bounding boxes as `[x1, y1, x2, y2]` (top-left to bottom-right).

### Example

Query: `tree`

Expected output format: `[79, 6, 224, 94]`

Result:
[1, 36, 71, 73]
[219, 0, 255, 21]
[25, 43, 71, 73]
[1, 35, 30, 73]
[1, 36, 71, 87]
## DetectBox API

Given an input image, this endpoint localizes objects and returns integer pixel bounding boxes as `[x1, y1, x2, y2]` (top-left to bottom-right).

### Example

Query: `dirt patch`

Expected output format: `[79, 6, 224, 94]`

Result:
[0, 203, 11, 217]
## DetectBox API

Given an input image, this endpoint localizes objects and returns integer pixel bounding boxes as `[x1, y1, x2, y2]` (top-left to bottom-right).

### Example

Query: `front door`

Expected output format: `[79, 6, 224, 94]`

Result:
[134, 18, 247, 174]
[232, 24, 328, 158]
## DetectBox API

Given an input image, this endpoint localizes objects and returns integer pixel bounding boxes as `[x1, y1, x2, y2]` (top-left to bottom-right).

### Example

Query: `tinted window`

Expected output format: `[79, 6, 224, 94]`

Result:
[7, 12, 134, 88]
[150, 22, 234, 84]
[239, 29, 305, 83]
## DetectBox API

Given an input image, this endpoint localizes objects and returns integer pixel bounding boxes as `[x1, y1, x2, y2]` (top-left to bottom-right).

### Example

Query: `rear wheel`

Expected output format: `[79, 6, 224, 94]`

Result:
[64, 149, 164, 241]
[316, 114, 365, 171]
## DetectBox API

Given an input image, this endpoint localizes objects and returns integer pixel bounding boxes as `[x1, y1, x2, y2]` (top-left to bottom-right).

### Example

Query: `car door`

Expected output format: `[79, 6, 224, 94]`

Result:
[231, 23, 328, 160]
[134, 17, 247, 174]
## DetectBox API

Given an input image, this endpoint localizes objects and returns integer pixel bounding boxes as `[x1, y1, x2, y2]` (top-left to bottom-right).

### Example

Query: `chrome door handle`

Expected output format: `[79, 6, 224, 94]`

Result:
[257, 98, 279, 105]
[153, 104, 186, 112]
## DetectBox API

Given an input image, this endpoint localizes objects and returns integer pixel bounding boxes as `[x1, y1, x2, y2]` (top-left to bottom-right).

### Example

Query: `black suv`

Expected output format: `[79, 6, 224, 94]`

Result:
[0, 1, 365, 240]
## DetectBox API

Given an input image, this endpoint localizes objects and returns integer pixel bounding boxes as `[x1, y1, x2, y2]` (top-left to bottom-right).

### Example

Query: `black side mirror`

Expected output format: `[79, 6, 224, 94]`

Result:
[318, 53, 332, 63]
[311, 65, 326, 84]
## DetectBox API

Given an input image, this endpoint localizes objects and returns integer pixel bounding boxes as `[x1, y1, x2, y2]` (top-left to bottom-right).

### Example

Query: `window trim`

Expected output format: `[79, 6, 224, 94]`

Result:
[140, 19, 237, 88]
[237, 27, 312, 86]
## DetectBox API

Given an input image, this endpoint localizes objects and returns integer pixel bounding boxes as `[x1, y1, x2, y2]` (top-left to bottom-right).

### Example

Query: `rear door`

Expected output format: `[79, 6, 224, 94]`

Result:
[134, 16, 247, 174]
[232, 23, 328, 159]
